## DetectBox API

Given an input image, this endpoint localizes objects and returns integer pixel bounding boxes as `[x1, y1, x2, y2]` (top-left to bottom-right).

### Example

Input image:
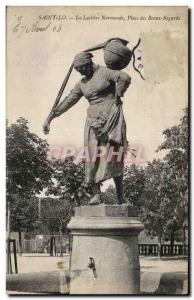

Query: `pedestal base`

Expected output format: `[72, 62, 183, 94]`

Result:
[67, 204, 144, 294]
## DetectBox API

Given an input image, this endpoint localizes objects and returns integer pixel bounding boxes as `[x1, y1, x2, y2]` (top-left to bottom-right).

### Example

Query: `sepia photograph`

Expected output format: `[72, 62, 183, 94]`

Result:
[6, 5, 189, 295]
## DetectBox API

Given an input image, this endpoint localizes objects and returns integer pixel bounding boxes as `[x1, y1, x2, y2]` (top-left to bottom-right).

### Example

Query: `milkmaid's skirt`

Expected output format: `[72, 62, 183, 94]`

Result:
[84, 100, 127, 184]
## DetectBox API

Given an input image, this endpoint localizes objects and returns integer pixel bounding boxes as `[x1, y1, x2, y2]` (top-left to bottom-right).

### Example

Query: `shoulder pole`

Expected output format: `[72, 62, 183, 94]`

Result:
[45, 63, 74, 123]
[45, 39, 115, 123]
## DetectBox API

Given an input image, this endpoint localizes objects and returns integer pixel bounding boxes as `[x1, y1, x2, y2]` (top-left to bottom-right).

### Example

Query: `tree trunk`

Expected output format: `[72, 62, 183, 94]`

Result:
[6, 202, 11, 273]
[18, 230, 22, 256]
[170, 230, 175, 256]
[50, 236, 53, 256]
[50, 235, 57, 256]
[182, 226, 186, 255]
[53, 237, 56, 256]
[59, 225, 63, 257]
[77, 198, 80, 207]
[158, 235, 162, 257]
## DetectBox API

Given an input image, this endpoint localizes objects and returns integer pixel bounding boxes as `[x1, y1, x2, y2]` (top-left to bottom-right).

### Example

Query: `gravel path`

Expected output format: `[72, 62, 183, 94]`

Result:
[10, 253, 188, 274]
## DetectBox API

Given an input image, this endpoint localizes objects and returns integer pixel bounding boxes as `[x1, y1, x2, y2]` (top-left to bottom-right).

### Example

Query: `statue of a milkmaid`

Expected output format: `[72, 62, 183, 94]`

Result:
[43, 38, 144, 205]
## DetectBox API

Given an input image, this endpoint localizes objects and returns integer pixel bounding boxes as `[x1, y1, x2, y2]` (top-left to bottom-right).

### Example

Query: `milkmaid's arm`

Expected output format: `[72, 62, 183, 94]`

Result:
[106, 67, 131, 97]
[53, 82, 83, 117]
[43, 82, 83, 134]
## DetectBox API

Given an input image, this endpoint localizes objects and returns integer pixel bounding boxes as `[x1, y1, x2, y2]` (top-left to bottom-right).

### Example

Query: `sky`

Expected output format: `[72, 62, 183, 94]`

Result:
[6, 6, 188, 171]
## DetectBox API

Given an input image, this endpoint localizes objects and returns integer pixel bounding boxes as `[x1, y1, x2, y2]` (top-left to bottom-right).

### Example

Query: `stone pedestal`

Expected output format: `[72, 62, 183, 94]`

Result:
[67, 204, 144, 294]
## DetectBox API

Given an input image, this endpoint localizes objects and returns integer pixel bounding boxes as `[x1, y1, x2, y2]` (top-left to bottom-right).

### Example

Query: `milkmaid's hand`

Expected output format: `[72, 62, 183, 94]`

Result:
[115, 94, 123, 106]
[43, 119, 50, 135]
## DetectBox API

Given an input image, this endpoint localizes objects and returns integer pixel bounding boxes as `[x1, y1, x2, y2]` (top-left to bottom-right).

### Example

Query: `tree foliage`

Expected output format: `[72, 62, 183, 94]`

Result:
[102, 185, 117, 204]
[8, 195, 39, 233]
[47, 157, 92, 206]
[139, 159, 169, 240]
[40, 197, 73, 235]
[6, 118, 53, 233]
[123, 164, 145, 209]
[39, 157, 93, 235]
[157, 107, 188, 213]
[7, 118, 53, 197]
[140, 108, 188, 242]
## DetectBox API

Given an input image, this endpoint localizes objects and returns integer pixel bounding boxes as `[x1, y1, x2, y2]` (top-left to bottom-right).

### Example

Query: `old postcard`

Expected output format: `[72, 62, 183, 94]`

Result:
[6, 6, 189, 295]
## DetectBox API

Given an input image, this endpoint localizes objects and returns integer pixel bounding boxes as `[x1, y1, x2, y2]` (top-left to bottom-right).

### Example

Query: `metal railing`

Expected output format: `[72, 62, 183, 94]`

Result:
[10, 238, 188, 257]
[138, 244, 188, 256]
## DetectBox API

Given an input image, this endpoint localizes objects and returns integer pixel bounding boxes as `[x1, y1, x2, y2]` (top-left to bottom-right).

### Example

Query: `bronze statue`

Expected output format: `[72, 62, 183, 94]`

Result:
[43, 38, 143, 205]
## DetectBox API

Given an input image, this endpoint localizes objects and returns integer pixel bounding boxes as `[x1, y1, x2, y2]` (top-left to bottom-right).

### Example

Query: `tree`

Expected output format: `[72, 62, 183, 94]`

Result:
[139, 159, 169, 254]
[44, 157, 93, 255]
[102, 185, 117, 204]
[40, 197, 73, 234]
[156, 107, 188, 252]
[47, 157, 92, 206]
[101, 164, 145, 207]
[7, 195, 39, 255]
[40, 197, 73, 256]
[140, 108, 188, 254]
[6, 118, 53, 254]
[123, 164, 145, 210]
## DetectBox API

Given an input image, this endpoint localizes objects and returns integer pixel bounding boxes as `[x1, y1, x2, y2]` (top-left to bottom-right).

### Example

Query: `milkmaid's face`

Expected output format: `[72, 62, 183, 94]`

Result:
[75, 62, 93, 78]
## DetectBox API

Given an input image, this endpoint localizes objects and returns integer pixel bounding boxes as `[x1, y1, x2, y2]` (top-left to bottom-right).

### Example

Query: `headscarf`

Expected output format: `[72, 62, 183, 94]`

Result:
[73, 52, 93, 67]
